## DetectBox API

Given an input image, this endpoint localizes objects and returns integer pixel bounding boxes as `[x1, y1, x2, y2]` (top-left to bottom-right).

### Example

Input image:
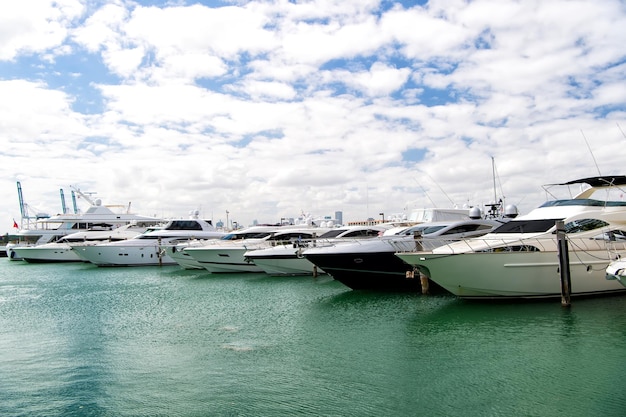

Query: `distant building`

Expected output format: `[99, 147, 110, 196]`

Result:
[334, 211, 343, 225]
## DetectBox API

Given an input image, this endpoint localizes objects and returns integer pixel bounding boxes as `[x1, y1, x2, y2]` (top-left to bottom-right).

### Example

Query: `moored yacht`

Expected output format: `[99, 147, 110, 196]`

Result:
[72, 215, 225, 266]
[15, 223, 159, 263]
[396, 176, 626, 300]
[243, 225, 388, 276]
[165, 225, 290, 270]
[184, 227, 333, 273]
[8, 184, 162, 260]
[303, 215, 508, 291]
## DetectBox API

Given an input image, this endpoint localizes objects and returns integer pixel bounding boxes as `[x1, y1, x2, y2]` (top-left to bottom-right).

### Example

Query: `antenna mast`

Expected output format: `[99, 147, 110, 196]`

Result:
[423, 172, 455, 207]
[580, 130, 601, 176]
[492, 156, 497, 204]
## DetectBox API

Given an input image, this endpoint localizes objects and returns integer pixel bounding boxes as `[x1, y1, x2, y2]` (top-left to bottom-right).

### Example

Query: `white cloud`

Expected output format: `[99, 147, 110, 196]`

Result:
[0, 0, 625, 232]
[0, 0, 82, 60]
[241, 79, 298, 100]
[338, 62, 411, 96]
[71, 3, 129, 53]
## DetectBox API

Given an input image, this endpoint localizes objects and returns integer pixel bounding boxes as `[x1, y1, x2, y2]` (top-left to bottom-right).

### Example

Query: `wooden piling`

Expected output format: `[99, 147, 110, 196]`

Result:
[158, 237, 163, 267]
[419, 270, 430, 295]
[556, 220, 571, 307]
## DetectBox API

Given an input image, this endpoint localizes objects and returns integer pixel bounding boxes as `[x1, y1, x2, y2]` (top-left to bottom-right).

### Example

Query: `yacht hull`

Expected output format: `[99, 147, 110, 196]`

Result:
[245, 246, 324, 276]
[396, 250, 626, 299]
[73, 244, 175, 266]
[165, 245, 205, 269]
[6, 243, 24, 260]
[304, 251, 427, 291]
[185, 247, 263, 273]
[15, 244, 83, 263]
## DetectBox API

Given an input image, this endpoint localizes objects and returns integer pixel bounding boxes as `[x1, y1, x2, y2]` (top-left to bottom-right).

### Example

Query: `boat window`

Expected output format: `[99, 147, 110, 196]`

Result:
[421, 225, 448, 235]
[438, 224, 485, 236]
[540, 199, 626, 208]
[591, 229, 626, 241]
[318, 229, 349, 238]
[399, 225, 431, 235]
[492, 219, 561, 234]
[165, 220, 203, 231]
[221, 232, 274, 240]
[221, 233, 240, 240]
[477, 245, 541, 253]
[70, 222, 113, 230]
[248, 232, 274, 239]
[269, 232, 314, 241]
[563, 218, 609, 234]
[341, 229, 381, 238]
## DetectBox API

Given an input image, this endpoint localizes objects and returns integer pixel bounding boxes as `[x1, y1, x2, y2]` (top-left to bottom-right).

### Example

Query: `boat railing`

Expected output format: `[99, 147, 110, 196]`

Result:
[391, 235, 626, 255]
[297, 236, 406, 249]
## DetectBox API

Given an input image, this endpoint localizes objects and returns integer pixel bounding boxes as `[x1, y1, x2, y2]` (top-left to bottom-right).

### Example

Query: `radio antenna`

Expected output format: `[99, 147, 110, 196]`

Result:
[413, 178, 438, 208]
[617, 122, 626, 139]
[580, 130, 601, 176]
[423, 172, 456, 207]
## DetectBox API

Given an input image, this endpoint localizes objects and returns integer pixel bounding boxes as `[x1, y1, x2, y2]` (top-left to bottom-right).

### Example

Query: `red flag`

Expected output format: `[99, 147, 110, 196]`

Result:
[13, 219, 18, 229]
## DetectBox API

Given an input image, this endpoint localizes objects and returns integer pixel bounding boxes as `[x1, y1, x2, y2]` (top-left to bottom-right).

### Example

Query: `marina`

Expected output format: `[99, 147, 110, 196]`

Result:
[3, 175, 626, 416]
[1, 260, 625, 416]
[2, 1, 625, 414]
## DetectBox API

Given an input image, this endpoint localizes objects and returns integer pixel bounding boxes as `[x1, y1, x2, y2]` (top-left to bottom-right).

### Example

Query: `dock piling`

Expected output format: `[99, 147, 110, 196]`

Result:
[556, 220, 572, 307]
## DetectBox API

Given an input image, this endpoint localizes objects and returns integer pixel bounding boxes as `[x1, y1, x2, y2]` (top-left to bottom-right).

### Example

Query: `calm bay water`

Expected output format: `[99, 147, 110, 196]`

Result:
[1, 260, 625, 416]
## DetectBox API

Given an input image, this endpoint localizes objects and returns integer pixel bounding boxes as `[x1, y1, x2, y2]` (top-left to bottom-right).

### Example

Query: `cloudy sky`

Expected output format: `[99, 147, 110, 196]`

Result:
[1, 0, 625, 233]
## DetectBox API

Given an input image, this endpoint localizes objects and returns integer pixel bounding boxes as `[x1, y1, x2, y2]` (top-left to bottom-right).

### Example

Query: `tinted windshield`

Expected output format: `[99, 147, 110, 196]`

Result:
[221, 232, 273, 240]
[318, 229, 349, 238]
[165, 220, 203, 231]
[564, 218, 609, 233]
[492, 219, 561, 234]
[421, 225, 447, 235]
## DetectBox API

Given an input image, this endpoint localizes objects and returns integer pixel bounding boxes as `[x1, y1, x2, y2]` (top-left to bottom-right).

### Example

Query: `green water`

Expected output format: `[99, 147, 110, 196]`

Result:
[1, 260, 625, 416]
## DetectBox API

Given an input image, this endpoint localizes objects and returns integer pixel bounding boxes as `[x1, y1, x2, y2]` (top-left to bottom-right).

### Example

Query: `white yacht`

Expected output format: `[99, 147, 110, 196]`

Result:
[184, 227, 332, 273]
[396, 176, 626, 300]
[165, 225, 288, 270]
[243, 225, 389, 276]
[15, 224, 157, 263]
[8, 186, 162, 260]
[72, 216, 225, 266]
